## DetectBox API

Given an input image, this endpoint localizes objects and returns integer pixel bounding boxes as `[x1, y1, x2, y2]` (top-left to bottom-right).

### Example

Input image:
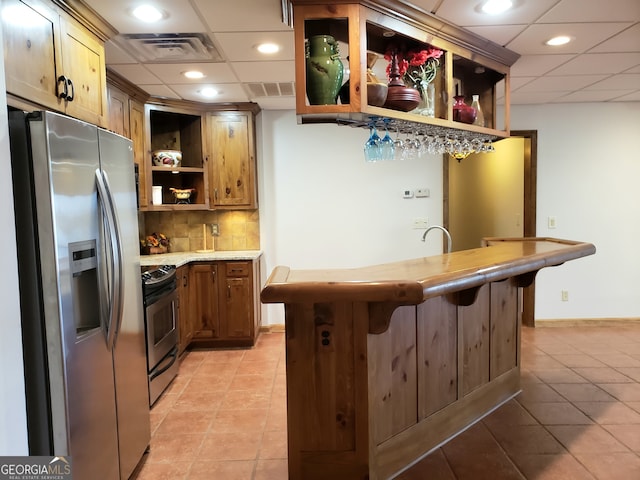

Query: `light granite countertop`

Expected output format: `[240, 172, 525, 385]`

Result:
[140, 250, 263, 268]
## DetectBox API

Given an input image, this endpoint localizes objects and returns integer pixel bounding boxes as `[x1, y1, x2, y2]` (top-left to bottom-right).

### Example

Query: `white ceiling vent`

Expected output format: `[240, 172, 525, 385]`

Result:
[247, 82, 296, 97]
[119, 33, 223, 63]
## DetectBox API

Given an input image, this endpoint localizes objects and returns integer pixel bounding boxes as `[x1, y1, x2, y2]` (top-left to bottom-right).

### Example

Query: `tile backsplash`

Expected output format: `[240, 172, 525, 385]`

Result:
[141, 210, 260, 252]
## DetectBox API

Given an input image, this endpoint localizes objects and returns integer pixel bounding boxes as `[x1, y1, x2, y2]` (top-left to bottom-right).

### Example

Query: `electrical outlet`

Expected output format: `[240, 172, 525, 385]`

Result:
[415, 188, 430, 198]
[561, 290, 569, 302]
[210, 223, 219, 236]
[413, 218, 428, 229]
[548, 216, 557, 229]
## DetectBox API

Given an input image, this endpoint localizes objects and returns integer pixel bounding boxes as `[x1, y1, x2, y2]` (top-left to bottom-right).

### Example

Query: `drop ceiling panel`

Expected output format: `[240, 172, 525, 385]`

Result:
[82, 0, 207, 34]
[551, 89, 635, 102]
[510, 91, 567, 104]
[516, 74, 608, 92]
[506, 23, 633, 55]
[107, 64, 163, 85]
[549, 53, 640, 76]
[463, 25, 528, 47]
[193, 0, 293, 32]
[511, 54, 575, 77]
[255, 96, 297, 110]
[584, 74, 640, 90]
[612, 90, 640, 101]
[433, 0, 560, 27]
[232, 61, 296, 83]
[169, 83, 250, 103]
[402, 0, 440, 14]
[138, 84, 181, 100]
[144, 63, 238, 84]
[104, 41, 137, 64]
[539, 0, 640, 23]
[590, 24, 640, 53]
[214, 32, 295, 62]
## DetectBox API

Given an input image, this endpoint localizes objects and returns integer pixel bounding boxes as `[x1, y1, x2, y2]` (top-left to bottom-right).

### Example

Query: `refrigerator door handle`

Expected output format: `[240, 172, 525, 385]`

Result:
[95, 168, 124, 350]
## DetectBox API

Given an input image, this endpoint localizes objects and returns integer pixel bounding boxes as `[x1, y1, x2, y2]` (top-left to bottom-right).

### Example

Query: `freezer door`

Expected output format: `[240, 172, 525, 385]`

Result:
[28, 111, 119, 480]
[98, 128, 151, 479]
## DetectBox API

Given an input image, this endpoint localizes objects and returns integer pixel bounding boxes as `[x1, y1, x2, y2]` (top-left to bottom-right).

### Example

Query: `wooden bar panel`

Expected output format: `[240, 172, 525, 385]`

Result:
[490, 279, 519, 379]
[368, 306, 417, 445]
[417, 296, 458, 418]
[461, 284, 490, 396]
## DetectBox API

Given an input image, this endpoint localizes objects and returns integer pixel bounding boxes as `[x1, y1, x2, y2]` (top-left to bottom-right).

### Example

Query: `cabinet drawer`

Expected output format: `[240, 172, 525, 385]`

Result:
[225, 262, 250, 277]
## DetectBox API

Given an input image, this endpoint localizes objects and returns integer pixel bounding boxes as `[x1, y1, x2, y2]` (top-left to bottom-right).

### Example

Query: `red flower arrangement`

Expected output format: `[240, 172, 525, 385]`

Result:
[384, 46, 443, 87]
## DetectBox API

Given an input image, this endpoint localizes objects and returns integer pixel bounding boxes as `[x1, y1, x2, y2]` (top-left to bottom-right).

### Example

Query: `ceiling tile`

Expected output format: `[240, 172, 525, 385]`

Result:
[168, 83, 250, 103]
[551, 89, 636, 102]
[516, 74, 608, 92]
[104, 41, 137, 64]
[538, 0, 640, 22]
[255, 97, 297, 110]
[507, 23, 633, 55]
[584, 74, 640, 90]
[82, 0, 207, 34]
[213, 32, 295, 62]
[193, 0, 293, 32]
[144, 63, 239, 84]
[589, 24, 640, 53]
[138, 85, 182, 100]
[107, 65, 163, 84]
[510, 54, 575, 77]
[463, 25, 527, 47]
[548, 53, 640, 75]
[433, 0, 560, 27]
[610, 90, 640, 101]
[232, 61, 296, 83]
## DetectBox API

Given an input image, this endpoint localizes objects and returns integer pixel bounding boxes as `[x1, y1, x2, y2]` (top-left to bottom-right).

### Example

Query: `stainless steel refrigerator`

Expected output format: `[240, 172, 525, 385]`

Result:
[9, 109, 150, 480]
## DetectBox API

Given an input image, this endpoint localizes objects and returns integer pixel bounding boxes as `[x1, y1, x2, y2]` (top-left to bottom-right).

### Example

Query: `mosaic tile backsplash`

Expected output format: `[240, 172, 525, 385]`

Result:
[141, 210, 260, 252]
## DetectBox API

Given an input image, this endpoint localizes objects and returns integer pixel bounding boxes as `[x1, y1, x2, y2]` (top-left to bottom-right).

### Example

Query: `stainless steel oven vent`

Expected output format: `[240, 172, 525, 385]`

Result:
[246, 82, 296, 97]
[119, 33, 223, 63]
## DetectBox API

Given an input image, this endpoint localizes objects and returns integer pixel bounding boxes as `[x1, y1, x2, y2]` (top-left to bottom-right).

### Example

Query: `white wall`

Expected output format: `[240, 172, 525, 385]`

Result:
[258, 110, 445, 325]
[0, 18, 29, 453]
[510, 102, 640, 320]
[258, 102, 640, 325]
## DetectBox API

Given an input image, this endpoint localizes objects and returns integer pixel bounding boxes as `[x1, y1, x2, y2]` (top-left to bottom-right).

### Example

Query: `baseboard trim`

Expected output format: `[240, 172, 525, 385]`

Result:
[260, 324, 286, 333]
[535, 318, 640, 327]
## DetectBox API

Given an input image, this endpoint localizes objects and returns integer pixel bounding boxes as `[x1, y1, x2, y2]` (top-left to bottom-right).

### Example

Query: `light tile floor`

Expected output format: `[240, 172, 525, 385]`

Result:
[131, 325, 640, 480]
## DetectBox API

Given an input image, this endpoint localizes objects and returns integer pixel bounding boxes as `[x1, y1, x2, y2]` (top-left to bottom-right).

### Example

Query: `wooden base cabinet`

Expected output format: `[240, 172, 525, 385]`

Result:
[191, 260, 261, 348]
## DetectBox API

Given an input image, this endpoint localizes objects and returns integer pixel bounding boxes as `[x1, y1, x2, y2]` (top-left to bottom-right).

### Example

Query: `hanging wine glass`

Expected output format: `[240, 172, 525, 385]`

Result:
[364, 125, 382, 162]
[380, 121, 395, 161]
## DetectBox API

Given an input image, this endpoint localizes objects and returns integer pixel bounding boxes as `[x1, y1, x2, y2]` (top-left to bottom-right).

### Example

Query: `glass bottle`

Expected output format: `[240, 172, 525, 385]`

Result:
[471, 94, 485, 127]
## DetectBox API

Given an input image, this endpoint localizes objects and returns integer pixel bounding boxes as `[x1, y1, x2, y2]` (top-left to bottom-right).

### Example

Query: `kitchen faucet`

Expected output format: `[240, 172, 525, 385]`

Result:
[422, 225, 452, 254]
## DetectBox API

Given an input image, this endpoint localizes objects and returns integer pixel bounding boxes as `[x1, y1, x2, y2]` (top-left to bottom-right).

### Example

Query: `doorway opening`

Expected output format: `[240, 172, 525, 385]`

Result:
[444, 130, 537, 326]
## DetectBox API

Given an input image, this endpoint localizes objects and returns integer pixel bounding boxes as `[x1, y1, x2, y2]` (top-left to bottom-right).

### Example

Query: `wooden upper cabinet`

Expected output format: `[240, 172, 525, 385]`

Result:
[2, 0, 108, 127]
[208, 111, 257, 209]
[107, 83, 130, 137]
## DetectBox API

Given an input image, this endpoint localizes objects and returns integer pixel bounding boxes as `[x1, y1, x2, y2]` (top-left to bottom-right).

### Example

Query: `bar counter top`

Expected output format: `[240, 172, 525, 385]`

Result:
[261, 237, 595, 305]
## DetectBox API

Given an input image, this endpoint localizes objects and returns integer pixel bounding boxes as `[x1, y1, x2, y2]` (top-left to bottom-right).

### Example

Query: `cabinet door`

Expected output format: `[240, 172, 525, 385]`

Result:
[176, 265, 193, 354]
[2, 0, 64, 111]
[59, 15, 108, 127]
[209, 112, 257, 208]
[107, 84, 130, 137]
[191, 263, 220, 339]
[129, 99, 148, 207]
[223, 276, 253, 339]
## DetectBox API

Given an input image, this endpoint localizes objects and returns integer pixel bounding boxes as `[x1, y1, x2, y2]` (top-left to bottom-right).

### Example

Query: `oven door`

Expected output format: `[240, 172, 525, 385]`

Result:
[144, 282, 178, 370]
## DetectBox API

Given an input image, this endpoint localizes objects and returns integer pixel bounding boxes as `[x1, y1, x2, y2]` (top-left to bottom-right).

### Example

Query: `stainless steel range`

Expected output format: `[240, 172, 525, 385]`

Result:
[141, 264, 179, 406]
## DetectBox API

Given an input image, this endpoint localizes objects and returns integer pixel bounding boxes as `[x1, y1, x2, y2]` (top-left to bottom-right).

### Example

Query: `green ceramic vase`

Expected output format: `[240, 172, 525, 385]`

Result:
[305, 35, 344, 105]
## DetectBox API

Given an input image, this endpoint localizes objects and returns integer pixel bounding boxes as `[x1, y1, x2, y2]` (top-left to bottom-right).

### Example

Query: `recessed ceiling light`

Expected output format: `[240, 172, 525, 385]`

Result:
[545, 35, 573, 46]
[199, 87, 218, 98]
[256, 43, 280, 54]
[131, 5, 165, 23]
[183, 70, 205, 79]
[481, 0, 513, 15]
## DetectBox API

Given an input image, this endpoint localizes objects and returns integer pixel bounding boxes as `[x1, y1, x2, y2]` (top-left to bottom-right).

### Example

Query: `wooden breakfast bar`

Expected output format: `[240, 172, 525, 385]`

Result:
[261, 238, 596, 480]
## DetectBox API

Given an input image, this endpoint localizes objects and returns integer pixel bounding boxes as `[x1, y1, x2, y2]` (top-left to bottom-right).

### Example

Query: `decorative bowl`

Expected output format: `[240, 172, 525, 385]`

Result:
[169, 187, 195, 203]
[367, 83, 388, 107]
[152, 150, 182, 168]
[383, 85, 421, 112]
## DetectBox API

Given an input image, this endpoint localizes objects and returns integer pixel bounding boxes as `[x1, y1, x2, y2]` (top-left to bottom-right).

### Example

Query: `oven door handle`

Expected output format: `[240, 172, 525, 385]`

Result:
[149, 346, 179, 381]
